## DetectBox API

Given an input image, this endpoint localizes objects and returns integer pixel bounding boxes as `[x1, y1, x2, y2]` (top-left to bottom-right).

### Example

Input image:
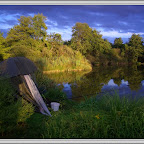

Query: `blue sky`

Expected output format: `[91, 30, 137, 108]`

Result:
[0, 5, 144, 43]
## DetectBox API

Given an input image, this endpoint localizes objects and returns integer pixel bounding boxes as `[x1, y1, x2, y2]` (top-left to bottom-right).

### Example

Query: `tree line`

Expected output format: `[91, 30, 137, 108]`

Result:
[68, 22, 144, 65]
[0, 13, 144, 67]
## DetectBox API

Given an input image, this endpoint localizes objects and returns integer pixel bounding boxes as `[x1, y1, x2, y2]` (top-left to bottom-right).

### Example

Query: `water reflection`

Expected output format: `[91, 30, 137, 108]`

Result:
[45, 65, 144, 101]
[62, 83, 72, 99]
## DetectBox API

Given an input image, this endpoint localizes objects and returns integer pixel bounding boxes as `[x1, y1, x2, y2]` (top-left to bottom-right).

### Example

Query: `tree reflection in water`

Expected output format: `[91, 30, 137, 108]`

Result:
[45, 65, 144, 101]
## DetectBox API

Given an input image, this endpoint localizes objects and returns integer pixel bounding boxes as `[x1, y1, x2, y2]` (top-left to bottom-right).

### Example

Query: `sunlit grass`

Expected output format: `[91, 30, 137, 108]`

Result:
[41, 94, 144, 138]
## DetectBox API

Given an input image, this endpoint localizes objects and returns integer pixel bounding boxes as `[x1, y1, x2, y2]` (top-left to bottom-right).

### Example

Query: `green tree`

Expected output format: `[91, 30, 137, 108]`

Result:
[32, 13, 47, 40]
[0, 32, 4, 48]
[114, 37, 123, 48]
[125, 44, 139, 63]
[0, 32, 10, 60]
[101, 39, 112, 54]
[47, 33, 63, 46]
[71, 22, 112, 56]
[71, 22, 113, 66]
[90, 29, 102, 55]
[71, 22, 92, 54]
[0, 32, 5, 60]
[6, 14, 48, 57]
[129, 34, 143, 50]
[6, 16, 34, 46]
[125, 34, 144, 63]
[64, 40, 71, 46]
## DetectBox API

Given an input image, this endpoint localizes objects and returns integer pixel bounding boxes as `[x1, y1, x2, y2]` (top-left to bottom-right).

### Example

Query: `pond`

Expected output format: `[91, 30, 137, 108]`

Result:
[45, 65, 144, 101]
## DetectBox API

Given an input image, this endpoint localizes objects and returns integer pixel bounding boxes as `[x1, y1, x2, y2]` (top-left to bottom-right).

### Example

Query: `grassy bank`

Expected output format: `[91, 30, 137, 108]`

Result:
[28, 93, 144, 139]
[1, 73, 144, 138]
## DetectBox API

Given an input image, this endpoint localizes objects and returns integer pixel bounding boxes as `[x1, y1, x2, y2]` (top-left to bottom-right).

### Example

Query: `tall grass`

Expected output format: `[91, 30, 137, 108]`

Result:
[35, 46, 92, 71]
[39, 93, 144, 138]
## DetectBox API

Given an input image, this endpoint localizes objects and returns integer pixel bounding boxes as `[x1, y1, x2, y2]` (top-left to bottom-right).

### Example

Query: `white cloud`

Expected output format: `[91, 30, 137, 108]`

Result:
[0, 13, 20, 22]
[28, 13, 35, 17]
[0, 24, 13, 30]
[0, 12, 20, 30]
[96, 23, 102, 27]
[47, 26, 72, 41]
[118, 21, 128, 25]
[45, 19, 58, 26]
[100, 30, 144, 38]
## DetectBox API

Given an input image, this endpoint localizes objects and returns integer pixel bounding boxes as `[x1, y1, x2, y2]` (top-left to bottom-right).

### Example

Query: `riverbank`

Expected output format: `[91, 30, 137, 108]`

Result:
[43, 68, 92, 74]
[1, 73, 144, 138]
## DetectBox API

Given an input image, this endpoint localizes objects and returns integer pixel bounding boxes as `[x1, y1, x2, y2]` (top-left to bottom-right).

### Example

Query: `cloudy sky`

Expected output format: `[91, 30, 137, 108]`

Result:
[0, 5, 144, 43]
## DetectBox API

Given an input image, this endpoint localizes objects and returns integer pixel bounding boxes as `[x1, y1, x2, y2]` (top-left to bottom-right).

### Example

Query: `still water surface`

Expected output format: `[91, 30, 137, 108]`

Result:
[45, 65, 144, 101]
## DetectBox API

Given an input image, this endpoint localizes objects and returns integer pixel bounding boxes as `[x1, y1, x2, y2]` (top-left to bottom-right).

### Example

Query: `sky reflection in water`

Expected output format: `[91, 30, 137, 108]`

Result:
[62, 78, 144, 100]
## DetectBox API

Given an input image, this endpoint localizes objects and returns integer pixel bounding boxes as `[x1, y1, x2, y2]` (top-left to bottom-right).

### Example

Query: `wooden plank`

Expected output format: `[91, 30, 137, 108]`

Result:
[24, 74, 51, 116]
